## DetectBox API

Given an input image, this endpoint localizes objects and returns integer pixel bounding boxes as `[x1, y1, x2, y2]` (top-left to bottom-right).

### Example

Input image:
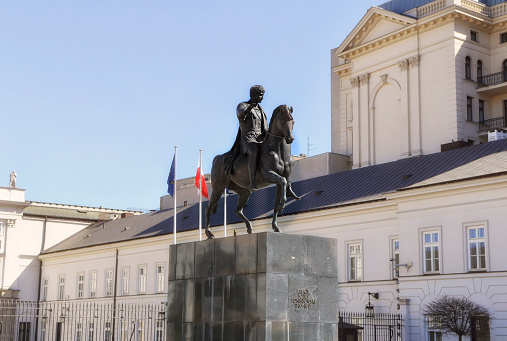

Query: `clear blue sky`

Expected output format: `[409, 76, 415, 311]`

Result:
[1, 0, 374, 211]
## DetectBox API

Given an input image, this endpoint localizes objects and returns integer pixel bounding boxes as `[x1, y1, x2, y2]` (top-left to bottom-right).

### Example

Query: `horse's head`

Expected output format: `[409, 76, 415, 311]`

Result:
[269, 104, 295, 144]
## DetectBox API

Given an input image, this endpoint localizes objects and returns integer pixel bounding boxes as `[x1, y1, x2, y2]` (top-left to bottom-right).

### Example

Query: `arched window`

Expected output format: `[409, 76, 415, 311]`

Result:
[477, 60, 483, 83]
[465, 56, 472, 79]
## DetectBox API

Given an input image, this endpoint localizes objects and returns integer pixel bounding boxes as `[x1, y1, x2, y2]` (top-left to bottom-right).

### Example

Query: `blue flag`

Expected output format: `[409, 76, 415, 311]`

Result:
[167, 155, 175, 197]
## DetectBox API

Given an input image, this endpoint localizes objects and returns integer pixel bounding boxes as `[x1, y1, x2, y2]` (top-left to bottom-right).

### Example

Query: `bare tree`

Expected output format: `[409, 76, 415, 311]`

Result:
[423, 295, 489, 341]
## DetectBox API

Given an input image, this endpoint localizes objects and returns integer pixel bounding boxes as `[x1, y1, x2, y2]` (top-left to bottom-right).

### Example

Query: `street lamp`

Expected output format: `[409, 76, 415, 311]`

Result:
[365, 292, 379, 317]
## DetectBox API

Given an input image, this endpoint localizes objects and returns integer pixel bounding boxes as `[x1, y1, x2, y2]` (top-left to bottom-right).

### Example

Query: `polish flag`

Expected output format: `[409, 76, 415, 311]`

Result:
[195, 166, 209, 199]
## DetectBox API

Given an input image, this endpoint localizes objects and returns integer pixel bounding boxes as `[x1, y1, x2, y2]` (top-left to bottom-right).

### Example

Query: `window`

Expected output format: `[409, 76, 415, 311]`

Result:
[471, 30, 478, 42]
[41, 278, 48, 301]
[477, 60, 483, 83]
[465, 56, 472, 79]
[156, 320, 164, 341]
[89, 271, 97, 298]
[392, 239, 400, 279]
[423, 231, 440, 273]
[105, 270, 114, 296]
[468, 225, 487, 271]
[104, 321, 112, 341]
[122, 268, 129, 295]
[18, 322, 30, 341]
[347, 243, 362, 281]
[467, 96, 473, 121]
[75, 322, 83, 341]
[501, 32, 507, 44]
[428, 331, 442, 341]
[41, 322, 47, 341]
[120, 320, 129, 341]
[58, 275, 65, 300]
[471, 315, 490, 340]
[478, 100, 485, 123]
[88, 322, 94, 341]
[503, 60, 507, 82]
[137, 320, 145, 341]
[77, 273, 84, 299]
[156, 264, 165, 293]
[138, 265, 147, 294]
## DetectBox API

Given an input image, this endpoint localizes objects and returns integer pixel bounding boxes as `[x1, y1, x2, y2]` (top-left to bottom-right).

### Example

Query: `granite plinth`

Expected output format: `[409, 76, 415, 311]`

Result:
[167, 232, 338, 341]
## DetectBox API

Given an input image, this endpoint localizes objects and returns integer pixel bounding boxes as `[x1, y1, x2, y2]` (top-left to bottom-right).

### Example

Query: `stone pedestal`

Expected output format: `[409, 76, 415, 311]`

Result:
[167, 232, 338, 341]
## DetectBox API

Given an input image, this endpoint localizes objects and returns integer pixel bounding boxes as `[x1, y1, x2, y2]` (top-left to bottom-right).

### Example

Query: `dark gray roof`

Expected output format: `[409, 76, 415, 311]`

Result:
[42, 139, 507, 254]
[378, 0, 504, 14]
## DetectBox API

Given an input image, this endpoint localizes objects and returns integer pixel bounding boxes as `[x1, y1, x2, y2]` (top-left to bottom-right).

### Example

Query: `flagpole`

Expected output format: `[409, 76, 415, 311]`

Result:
[173, 146, 177, 245]
[199, 149, 203, 241]
[224, 188, 227, 237]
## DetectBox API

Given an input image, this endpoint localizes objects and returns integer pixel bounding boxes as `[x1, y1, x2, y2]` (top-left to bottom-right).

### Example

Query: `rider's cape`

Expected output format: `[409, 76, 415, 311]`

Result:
[223, 128, 242, 175]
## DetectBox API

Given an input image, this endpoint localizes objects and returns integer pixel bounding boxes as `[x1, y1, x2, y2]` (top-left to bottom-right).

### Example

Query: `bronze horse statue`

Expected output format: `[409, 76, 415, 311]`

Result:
[205, 104, 300, 239]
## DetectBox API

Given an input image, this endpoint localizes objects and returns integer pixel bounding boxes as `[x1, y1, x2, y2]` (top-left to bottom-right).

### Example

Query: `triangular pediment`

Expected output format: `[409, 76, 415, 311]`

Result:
[336, 7, 416, 55]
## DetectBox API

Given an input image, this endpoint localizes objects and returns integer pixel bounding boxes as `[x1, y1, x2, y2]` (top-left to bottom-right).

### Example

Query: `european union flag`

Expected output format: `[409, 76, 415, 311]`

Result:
[167, 155, 175, 197]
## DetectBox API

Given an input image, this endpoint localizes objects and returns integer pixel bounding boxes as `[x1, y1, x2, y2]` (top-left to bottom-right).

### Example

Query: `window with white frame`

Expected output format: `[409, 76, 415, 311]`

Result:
[121, 268, 129, 295]
[137, 320, 145, 341]
[88, 322, 94, 341]
[104, 321, 112, 341]
[468, 225, 487, 271]
[120, 320, 128, 341]
[77, 273, 84, 299]
[347, 243, 362, 281]
[89, 271, 97, 298]
[156, 320, 164, 341]
[392, 239, 400, 279]
[427, 315, 443, 341]
[156, 264, 165, 293]
[75, 321, 83, 341]
[105, 269, 114, 297]
[41, 322, 47, 341]
[138, 265, 147, 294]
[42, 277, 48, 301]
[58, 275, 65, 300]
[423, 231, 440, 273]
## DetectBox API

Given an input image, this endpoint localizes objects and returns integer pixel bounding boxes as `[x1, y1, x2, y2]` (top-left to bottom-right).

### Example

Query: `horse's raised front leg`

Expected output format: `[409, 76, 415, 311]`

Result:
[272, 184, 282, 232]
[264, 170, 287, 213]
[235, 187, 253, 234]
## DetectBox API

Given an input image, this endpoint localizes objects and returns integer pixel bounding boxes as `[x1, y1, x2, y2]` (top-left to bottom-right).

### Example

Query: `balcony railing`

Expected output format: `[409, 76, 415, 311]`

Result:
[478, 116, 506, 132]
[477, 72, 506, 88]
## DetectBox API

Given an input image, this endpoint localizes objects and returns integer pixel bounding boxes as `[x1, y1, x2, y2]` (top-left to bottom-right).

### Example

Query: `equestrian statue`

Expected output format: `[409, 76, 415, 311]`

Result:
[205, 85, 300, 239]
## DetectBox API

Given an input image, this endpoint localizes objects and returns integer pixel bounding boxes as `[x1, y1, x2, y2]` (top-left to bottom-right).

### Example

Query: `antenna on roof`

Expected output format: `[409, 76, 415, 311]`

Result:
[307, 136, 317, 157]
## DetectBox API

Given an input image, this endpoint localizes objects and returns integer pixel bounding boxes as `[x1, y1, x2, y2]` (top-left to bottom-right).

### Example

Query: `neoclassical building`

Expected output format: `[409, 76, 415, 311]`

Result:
[332, 0, 507, 169]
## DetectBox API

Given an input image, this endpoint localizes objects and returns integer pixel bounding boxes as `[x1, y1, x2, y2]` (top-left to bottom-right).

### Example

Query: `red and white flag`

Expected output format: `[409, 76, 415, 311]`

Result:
[195, 165, 209, 199]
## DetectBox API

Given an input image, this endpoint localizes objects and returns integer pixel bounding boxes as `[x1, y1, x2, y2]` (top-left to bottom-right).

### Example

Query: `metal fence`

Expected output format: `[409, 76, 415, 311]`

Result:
[338, 312, 403, 341]
[0, 300, 167, 341]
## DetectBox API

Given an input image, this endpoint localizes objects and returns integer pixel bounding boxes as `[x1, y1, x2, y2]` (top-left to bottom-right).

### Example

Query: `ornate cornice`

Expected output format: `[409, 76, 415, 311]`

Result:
[338, 5, 504, 61]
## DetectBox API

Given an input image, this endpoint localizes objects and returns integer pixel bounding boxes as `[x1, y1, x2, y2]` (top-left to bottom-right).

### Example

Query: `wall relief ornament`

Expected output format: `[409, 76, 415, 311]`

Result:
[398, 59, 409, 71]
[7, 219, 15, 228]
[409, 55, 421, 68]
[350, 77, 360, 88]
[380, 74, 388, 84]
[359, 73, 370, 85]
